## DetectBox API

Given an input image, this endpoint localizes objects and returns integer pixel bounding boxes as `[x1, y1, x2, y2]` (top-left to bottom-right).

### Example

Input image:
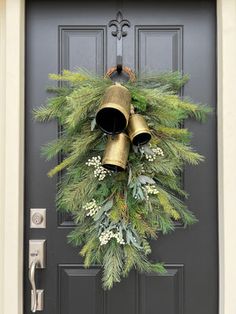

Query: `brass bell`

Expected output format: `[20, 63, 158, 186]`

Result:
[128, 113, 151, 146]
[96, 84, 131, 134]
[102, 133, 130, 172]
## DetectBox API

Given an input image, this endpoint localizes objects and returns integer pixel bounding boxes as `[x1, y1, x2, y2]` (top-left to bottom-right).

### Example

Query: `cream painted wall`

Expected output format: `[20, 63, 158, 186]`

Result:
[0, 0, 6, 313]
[0, 0, 25, 314]
[217, 1, 236, 313]
[0, 0, 236, 313]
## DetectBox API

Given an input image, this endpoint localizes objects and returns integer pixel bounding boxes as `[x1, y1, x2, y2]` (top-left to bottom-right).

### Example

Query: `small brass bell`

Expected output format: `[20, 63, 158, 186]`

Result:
[128, 113, 151, 146]
[102, 133, 130, 172]
[96, 84, 131, 134]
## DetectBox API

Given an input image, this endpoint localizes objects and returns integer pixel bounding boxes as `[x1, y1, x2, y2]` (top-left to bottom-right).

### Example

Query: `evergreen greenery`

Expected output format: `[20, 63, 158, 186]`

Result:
[34, 69, 211, 289]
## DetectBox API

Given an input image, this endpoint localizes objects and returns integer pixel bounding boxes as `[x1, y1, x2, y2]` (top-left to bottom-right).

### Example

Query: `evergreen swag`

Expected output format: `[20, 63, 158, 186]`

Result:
[34, 69, 211, 289]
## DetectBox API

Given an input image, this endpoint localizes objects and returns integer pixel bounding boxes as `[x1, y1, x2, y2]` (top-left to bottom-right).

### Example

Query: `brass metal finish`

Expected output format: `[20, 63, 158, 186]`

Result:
[96, 84, 131, 134]
[30, 208, 46, 229]
[102, 133, 130, 171]
[128, 114, 151, 146]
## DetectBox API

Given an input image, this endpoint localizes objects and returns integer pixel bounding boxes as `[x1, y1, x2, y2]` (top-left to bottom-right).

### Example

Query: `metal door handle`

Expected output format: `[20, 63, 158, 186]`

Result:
[29, 260, 37, 312]
[28, 240, 46, 312]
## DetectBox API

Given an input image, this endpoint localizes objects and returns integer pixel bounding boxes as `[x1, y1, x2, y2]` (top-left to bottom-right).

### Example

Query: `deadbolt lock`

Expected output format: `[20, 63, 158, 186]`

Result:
[30, 208, 46, 228]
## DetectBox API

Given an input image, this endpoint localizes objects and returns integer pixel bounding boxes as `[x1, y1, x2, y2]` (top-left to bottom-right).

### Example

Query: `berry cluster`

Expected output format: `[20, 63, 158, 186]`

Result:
[141, 146, 164, 162]
[99, 229, 125, 246]
[85, 156, 110, 181]
[143, 184, 159, 200]
[83, 199, 101, 217]
[152, 147, 164, 157]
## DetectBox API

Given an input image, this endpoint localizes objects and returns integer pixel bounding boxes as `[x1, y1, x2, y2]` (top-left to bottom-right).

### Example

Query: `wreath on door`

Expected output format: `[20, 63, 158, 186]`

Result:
[34, 68, 210, 289]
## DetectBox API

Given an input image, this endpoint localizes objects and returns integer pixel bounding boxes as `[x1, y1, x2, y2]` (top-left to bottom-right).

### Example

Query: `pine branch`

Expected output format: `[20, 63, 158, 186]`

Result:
[102, 241, 124, 289]
[134, 71, 189, 92]
[161, 140, 204, 165]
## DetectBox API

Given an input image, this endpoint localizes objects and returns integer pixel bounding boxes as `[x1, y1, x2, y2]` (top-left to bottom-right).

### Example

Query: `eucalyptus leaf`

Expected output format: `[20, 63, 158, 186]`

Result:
[142, 144, 154, 155]
[126, 230, 132, 244]
[126, 229, 142, 249]
[137, 187, 145, 200]
[107, 221, 117, 230]
[132, 145, 139, 154]
[132, 183, 137, 198]
[91, 118, 96, 131]
[128, 167, 132, 186]
[138, 175, 155, 185]
[93, 207, 106, 221]
[103, 198, 114, 212]
[93, 199, 113, 221]
[132, 241, 142, 249]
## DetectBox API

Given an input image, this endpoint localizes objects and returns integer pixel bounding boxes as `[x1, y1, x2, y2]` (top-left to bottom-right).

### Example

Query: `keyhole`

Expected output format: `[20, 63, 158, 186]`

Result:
[32, 213, 43, 225]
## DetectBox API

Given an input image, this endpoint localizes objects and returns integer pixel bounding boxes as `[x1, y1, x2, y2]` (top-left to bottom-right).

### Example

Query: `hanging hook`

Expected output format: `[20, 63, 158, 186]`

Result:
[109, 11, 131, 74]
[117, 56, 123, 74]
[105, 66, 136, 83]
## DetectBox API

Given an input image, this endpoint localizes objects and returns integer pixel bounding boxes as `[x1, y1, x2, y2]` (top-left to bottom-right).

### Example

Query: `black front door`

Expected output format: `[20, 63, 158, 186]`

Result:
[25, 1, 218, 313]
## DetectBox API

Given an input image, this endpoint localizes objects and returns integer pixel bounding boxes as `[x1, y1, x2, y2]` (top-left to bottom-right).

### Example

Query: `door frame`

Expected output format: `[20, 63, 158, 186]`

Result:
[0, 0, 235, 313]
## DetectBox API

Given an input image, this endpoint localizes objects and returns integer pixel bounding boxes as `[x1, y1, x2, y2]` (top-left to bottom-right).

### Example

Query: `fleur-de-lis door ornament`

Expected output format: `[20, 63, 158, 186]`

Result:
[109, 11, 131, 73]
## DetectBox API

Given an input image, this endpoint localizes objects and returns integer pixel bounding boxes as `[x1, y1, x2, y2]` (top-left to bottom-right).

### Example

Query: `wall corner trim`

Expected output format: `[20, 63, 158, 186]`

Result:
[0, 0, 25, 314]
[217, 0, 236, 313]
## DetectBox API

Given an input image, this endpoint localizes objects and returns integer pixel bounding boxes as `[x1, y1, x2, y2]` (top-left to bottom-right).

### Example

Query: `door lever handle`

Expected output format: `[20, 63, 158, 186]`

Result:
[29, 260, 37, 312]
[28, 240, 46, 312]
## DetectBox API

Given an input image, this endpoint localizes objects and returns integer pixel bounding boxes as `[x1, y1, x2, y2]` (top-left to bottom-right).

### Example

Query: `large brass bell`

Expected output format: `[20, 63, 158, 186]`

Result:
[128, 113, 151, 146]
[96, 84, 131, 134]
[102, 133, 130, 171]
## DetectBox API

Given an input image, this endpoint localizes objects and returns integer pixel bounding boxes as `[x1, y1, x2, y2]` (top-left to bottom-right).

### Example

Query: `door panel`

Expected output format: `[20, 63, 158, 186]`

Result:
[25, 1, 217, 313]
[136, 26, 182, 72]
